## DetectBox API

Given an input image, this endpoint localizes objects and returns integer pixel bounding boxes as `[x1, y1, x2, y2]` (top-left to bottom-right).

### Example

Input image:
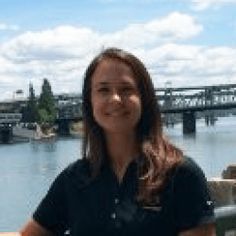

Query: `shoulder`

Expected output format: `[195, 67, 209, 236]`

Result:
[64, 158, 91, 177]
[168, 157, 215, 230]
[173, 156, 207, 184]
[169, 156, 210, 201]
[169, 156, 214, 212]
[53, 159, 92, 190]
[178, 156, 203, 171]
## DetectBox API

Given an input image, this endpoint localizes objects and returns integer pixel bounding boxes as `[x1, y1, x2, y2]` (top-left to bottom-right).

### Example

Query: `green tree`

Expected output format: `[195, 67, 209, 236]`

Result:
[22, 83, 38, 123]
[28, 83, 38, 122]
[38, 78, 56, 124]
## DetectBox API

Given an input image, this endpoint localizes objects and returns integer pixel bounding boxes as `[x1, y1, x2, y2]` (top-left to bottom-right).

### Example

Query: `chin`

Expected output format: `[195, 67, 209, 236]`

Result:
[103, 125, 136, 134]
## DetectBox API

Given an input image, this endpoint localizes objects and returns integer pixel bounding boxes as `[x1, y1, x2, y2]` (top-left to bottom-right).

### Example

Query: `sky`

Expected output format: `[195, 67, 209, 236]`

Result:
[0, 0, 236, 100]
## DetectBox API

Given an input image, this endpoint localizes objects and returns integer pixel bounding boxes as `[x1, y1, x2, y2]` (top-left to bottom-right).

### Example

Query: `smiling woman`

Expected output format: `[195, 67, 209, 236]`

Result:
[20, 48, 216, 236]
[91, 58, 142, 137]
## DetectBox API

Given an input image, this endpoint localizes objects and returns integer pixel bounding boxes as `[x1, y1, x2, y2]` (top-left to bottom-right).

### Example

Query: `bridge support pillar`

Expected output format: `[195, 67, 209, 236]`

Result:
[57, 119, 70, 136]
[0, 124, 13, 144]
[205, 111, 216, 126]
[164, 114, 175, 128]
[183, 111, 196, 134]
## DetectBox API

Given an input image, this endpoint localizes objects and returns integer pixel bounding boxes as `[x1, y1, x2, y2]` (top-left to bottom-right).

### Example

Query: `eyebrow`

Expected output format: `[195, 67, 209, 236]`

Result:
[94, 81, 135, 87]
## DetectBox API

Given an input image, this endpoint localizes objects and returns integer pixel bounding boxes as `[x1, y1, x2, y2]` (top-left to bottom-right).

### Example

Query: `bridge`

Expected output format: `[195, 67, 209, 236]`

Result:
[0, 83, 236, 138]
[0, 113, 22, 143]
[55, 97, 82, 135]
[157, 83, 236, 112]
[157, 83, 236, 133]
[55, 83, 236, 134]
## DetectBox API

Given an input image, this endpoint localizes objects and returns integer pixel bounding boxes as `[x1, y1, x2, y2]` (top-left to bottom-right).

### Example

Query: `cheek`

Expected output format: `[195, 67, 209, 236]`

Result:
[132, 96, 142, 113]
[91, 99, 103, 121]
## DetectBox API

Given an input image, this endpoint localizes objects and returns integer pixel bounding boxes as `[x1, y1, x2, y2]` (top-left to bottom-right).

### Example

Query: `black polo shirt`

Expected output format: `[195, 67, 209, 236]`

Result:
[33, 157, 215, 236]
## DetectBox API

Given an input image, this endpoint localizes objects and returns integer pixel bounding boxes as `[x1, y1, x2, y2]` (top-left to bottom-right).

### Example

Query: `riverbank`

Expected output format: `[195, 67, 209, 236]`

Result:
[11, 121, 84, 143]
[11, 123, 56, 142]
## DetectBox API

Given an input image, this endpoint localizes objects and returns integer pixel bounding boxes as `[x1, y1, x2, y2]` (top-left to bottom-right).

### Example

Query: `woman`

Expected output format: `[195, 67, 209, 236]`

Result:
[21, 48, 216, 235]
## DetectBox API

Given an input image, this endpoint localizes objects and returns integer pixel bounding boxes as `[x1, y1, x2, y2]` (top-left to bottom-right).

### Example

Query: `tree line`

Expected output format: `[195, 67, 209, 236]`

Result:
[21, 78, 56, 128]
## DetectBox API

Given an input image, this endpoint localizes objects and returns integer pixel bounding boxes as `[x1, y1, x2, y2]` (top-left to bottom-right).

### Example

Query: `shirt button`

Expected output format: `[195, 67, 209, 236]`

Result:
[111, 212, 116, 219]
[115, 220, 122, 228]
[114, 198, 119, 204]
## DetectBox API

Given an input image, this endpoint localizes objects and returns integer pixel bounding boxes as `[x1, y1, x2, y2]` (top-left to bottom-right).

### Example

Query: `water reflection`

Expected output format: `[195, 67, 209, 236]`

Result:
[30, 139, 57, 153]
[0, 137, 81, 231]
[165, 117, 236, 179]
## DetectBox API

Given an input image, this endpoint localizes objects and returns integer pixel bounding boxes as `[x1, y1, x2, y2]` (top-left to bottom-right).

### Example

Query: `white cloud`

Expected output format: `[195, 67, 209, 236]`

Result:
[0, 12, 235, 101]
[190, 0, 236, 10]
[1, 26, 100, 62]
[1, 12, 201, 62]
[144, 44, 236, 87]
[101, 12, 202, 49]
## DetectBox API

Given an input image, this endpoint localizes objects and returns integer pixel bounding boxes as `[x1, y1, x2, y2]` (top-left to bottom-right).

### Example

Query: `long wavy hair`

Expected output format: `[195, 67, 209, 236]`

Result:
[82, 47, 183, 204]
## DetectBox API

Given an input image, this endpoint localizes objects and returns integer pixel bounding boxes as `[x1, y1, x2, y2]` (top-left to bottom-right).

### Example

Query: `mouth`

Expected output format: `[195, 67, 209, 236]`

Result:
[106, 110, 129, 117]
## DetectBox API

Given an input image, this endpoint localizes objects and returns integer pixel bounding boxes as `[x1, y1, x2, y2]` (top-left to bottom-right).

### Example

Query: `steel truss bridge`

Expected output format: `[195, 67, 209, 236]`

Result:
[0, 83, 236, 136]
[156, 83, 236, 133]
[157, 83, 236, 113]
[54, 83, 236, 134]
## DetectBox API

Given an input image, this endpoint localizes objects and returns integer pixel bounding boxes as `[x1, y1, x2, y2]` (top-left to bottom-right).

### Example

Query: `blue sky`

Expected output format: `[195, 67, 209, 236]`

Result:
[0, 0, 236, 100]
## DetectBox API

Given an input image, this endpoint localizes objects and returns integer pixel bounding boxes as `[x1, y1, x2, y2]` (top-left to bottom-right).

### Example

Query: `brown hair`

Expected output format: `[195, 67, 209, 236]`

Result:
[82, 47, 183, 204]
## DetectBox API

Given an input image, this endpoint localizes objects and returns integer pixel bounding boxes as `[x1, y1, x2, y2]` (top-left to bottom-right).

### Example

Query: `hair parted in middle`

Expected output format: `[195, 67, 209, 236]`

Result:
[82, 47, 183, 204]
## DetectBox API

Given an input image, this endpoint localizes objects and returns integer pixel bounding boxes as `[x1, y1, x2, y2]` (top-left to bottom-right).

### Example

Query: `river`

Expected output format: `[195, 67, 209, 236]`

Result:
[0, 116, 235, 231]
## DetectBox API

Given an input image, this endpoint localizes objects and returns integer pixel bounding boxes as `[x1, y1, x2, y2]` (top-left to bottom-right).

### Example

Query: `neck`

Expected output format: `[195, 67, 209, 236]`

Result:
[105, 132, 140, 182]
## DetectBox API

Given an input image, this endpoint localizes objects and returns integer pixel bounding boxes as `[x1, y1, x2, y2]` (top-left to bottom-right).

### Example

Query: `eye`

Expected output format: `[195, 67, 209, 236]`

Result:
[121, 86, 135, 95]
[97, 87, 109, 93]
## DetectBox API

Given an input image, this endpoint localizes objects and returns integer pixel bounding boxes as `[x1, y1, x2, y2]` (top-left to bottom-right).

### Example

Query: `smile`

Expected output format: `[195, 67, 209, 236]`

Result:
[106, 111, 129, 117]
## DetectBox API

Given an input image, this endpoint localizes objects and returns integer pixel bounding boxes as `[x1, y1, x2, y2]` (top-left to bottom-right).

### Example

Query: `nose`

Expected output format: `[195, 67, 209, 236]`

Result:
[110, 91, 122, 103]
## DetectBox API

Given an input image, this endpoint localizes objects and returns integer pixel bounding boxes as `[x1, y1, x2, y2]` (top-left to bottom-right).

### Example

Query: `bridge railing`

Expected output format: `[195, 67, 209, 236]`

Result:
[215, 205, 236, 236]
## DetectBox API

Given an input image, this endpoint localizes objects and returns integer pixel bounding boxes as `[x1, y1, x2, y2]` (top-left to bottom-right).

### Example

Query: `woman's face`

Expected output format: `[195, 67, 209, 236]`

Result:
[91, 59, 142, 135]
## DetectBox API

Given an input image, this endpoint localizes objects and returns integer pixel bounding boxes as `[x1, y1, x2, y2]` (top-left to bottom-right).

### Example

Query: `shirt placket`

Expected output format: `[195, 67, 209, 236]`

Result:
[108, 162, 138, 232]
[109, 171, 123, 230]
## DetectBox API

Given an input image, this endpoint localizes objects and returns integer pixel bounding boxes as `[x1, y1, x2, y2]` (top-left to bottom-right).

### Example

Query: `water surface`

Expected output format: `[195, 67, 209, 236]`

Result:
[0, 116, 235, 231]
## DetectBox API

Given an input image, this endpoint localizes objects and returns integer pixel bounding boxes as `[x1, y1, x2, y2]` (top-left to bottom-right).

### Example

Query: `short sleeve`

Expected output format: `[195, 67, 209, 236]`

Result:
[171, 157, 215, 231]
[33, 171, 68, 234]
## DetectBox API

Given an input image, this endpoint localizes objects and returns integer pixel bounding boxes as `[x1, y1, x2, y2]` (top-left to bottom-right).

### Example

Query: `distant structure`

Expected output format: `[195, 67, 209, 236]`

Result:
[0, 113, 22, 143]
[156, 83, 236, 134]
[0, 83, 236, 137]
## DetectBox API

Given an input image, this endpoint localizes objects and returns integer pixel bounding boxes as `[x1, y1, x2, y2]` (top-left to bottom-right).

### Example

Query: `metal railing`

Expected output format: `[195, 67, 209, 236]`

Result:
[215, 205, 236, 236]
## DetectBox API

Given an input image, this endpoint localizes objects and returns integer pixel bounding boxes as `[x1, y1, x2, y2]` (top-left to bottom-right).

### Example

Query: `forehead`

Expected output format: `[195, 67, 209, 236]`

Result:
[91, 59, 136, 85]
